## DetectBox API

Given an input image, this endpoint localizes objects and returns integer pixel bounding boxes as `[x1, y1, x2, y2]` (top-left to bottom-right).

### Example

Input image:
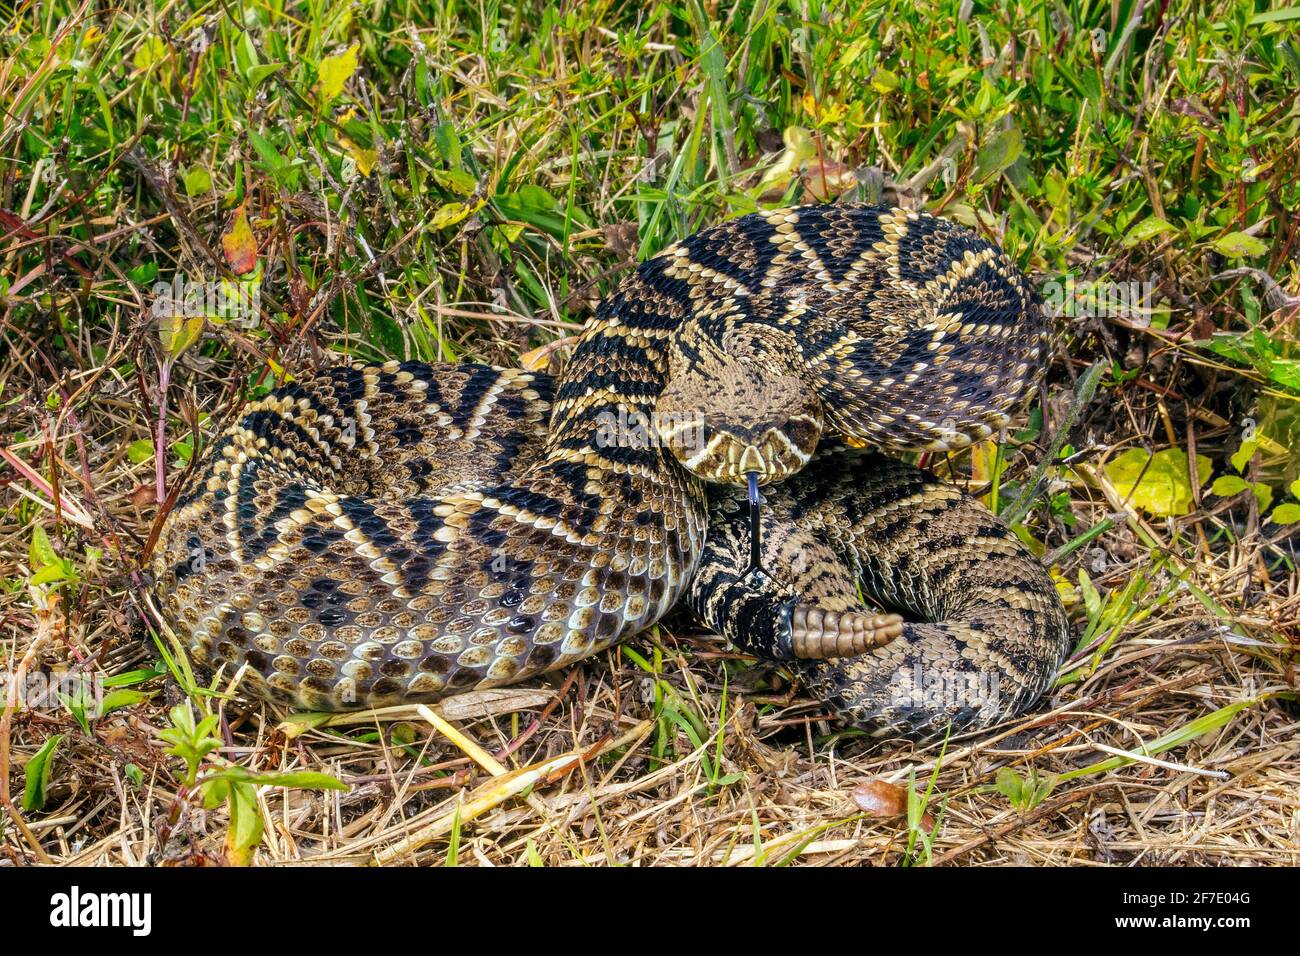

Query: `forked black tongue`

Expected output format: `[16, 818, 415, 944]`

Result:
[744, 471, 764, 577]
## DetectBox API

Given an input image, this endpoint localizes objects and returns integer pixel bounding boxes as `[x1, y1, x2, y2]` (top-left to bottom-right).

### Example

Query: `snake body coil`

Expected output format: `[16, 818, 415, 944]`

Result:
[154, 204, 1067, 737]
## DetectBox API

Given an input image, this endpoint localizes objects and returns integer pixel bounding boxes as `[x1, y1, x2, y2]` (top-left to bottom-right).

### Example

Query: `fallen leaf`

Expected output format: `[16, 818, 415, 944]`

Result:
[317, 43, 359, 104]
[851, 780, 935, 831]
[519, 336, 579, 374]
[221, 204, 258, 276]
[339, 133, 377, 176]
[1103, 447, 1212, 517]
[852, 780, 907, 816]
[129, 483, 157, 508]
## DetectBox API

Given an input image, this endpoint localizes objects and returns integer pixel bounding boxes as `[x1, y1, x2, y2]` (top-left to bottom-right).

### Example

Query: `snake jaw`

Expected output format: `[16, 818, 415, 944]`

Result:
[785, 605, 905, 659]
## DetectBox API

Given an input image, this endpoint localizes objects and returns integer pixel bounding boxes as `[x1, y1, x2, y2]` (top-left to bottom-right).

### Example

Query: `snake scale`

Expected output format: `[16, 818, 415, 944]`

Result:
[153, 203, 1069, 740]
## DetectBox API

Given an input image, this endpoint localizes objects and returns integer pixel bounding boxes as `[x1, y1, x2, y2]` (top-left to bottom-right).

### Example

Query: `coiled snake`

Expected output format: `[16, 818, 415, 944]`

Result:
[154, 204, 1069, 739]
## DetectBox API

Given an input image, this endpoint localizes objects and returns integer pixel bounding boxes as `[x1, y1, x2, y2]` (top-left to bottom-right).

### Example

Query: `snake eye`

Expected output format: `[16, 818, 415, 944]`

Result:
[782, 416, 821, 453]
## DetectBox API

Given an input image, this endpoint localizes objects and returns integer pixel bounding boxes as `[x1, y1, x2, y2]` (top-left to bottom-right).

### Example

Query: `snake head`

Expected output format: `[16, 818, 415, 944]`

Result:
[654, 330, 823, 486]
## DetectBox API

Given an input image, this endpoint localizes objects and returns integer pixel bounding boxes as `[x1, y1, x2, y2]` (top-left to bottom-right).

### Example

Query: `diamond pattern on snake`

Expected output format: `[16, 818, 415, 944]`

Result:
[153, 203, 1069, 740]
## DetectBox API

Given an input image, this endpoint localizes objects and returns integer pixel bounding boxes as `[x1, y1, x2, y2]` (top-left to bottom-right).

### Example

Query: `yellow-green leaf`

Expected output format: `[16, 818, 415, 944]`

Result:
[1123, 216, 1176, 247]
[132, 37, 167, 71]
[317, 43, 359, 104]
[339, 134, 377, 176]
[430, 199, 485, 229]
[1103, 447, 1211, 517]
[183, 167, 212, 197]
[870, 67, 900, 93]
[975, 126, 1023, 181]
[1270, 503, 1300, 524]
[224, 780, 263, 866]
[1213, 231, 1268, 258]
[1231, 440, 1257, 473]
[158, 310, 205, 359]
[127, 439, 155, 464]
[755, 126, 815, 196]
[1211, 475, 1251, 498]
[29, 524, 58, 569]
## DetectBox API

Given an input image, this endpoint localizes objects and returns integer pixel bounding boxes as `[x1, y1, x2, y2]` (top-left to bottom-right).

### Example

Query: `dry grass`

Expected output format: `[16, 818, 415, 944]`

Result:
[1, 357, 1296, 866]
[2, 0, 1298, 867]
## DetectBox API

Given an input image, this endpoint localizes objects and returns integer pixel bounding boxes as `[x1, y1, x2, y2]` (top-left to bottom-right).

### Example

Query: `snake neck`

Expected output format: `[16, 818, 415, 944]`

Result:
[540, 259, 683, 473]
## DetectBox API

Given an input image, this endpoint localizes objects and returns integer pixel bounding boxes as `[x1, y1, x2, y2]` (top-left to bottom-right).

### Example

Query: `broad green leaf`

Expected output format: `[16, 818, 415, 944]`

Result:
[132, 37, 167, 71]
[994, 767, 1024, 803]
[1231, 440, 1257, 473]
[1270, 503, 1300, 524]
[127, 439, 154, 464]
[433, 122, 461, 165]
[29, 524, 58, 569]
[98, 689, 152, 717]
[975, 126, 1023, 181]
[129, 262, 158, 284]
[200, 776, 230, 810]
[30, 564, 73, 586]
[158, 310, 205, 359]
[1266, 359, 1300, 392]
[225, 780, 263, 865]
[1211, 475, 1251, 497]
[1123, 216, 1176, 246]
[1250, 8, 1300, 24]
[245, 63, 285, 88]
[870, 67, 900, 93]
[22, 734, 62, 811]
[183, 167, 212, 197]
[1103, 447, 1211, 517]
[1213, 232, 1268, 258]
[317, 43, 359, 104]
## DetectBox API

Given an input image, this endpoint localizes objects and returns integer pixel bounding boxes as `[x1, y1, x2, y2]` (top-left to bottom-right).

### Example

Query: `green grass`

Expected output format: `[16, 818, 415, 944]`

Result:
[5, 0, 1298, 512]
